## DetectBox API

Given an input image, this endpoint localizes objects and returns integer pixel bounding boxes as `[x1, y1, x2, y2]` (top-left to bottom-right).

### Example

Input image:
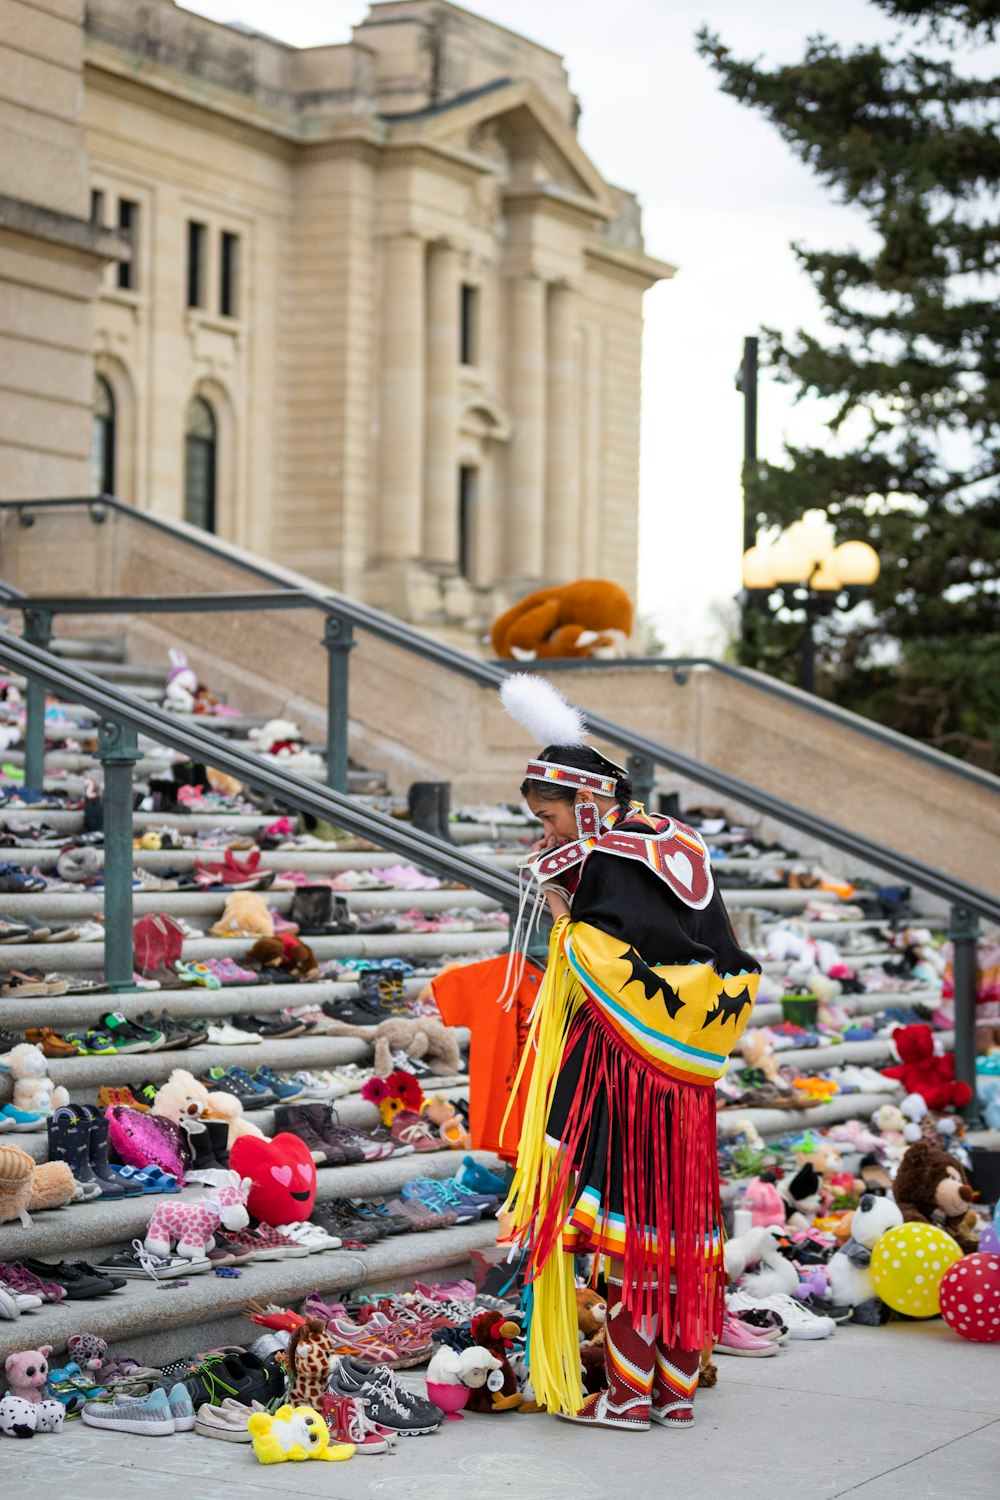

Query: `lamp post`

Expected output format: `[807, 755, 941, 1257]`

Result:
[742, 512, 880, 693]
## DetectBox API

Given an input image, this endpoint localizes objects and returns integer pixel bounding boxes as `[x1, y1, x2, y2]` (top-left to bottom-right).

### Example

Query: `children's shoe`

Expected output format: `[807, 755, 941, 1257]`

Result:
[252, 1065, 305, 1101]
[98, 1012, 164, 1052]
[167, 1382, 197, 1431]
[82, 1386, 176, 1435]
[728, 1291, 835, 1340]
[319, 1392, 393, 1453]
[716, 1314, 780, 1357]
[403, 1178, 479, 1224]
[0, 1102, 47, 1132]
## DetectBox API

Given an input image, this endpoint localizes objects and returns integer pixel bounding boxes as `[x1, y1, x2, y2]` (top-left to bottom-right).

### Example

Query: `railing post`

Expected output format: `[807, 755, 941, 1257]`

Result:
[323, 613, 355, 794]
[21, 608, 53, 791]
[97, 718, 139, 992]
[627, 752, 655, 810]
[949, 902, 981, 1122]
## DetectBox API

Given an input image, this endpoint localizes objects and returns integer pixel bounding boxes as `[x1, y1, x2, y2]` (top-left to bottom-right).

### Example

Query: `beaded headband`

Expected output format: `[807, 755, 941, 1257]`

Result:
[524, 759, 619, 797]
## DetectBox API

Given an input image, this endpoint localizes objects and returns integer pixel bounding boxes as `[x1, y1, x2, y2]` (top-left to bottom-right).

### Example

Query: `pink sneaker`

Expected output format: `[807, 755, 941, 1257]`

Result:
[716, 1315, 779, 1357]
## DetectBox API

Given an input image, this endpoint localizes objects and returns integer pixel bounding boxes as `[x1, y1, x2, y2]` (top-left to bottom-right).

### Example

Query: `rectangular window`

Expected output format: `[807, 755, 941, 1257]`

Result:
[459, 465, 478, 579]
[187, 220, 207, 309]
[460, 283, 478, 366]
[116, 198, 138, 290]
[90, 189, 105, 227]
[219, 231, 239, 317]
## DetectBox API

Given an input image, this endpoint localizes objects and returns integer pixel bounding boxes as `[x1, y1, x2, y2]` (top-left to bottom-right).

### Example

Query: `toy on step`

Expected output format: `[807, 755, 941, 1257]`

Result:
[723, 1225, 799, 1298]
[163, 648, 199, 713]
[0, 1043, 69, 1115]
[65, 1333, 107, 1379]
[0, 1143, 75, 1225]
[246, 934, 318, 979]
[372, 1017, 462, 1081]
[151, 1066, 264, 1146]
[1, 1348, 65, 1437]
[144, 1169, 251, 1259]
[743, 1173, 787, 1229]
[425, 1344, 503, 1420]
[777, 1162, 823, 1230]
[464, 1311, 523, 1412]
[253, 719, 324, 771]
[278, 1319, 340, 1408]
[881, 1024, 973, 1113]
[490, 579, 633, 660]
[891, 1140, 980, 1253]
[827, 1192, 903, 1324]
[248, 1404, 354, 1464]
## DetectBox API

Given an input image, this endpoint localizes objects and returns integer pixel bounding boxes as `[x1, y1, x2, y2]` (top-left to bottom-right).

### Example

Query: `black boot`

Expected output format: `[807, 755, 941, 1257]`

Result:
[274, 1103, 331, 1164]
[182, 1120, 224, 1179]
[78, 1107, 125, 1198]
[204, 1118, 231, 1170]
[357, 967, 407, 1017]
[408, 780, 452, 842]
[47, 1109, 101, 1199]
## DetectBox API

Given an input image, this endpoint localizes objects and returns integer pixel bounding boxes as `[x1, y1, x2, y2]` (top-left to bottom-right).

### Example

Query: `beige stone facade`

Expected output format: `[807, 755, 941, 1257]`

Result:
[1, 0, 671, 639]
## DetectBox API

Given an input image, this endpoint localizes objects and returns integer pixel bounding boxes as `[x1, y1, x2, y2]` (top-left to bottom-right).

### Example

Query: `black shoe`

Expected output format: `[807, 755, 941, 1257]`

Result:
[135, 1080, 159, 1108]
[231, 1013, 307, 1040]
[76, 1106, 126, 1199]
[346, 1199, 390, 1238]
[137, 1009, 193, 1050]
[366, 1197, 415, 1235]
[183, 1121, 226, 1177]
[320, 994, 382, 1028]
[274, 1103, 334, 1164]
[313, 1198, 381, 1245]
[21, 1258, 125, 1297]
[182, 1351, 285, 1409]
[0, 1026, 23, 1053]
[98, 1012, 165, 1052]
[357, 968, 408, 1017]
[328, 1356, 443, 1433]
[203, 1117, 231, 1169]
[200, 1069, 273, 1110]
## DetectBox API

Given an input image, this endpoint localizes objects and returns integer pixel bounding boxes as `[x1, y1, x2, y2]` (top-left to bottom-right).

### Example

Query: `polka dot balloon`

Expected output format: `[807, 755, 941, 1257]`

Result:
[869, 1222, 963, 1317]
[939, 1252, 1000, 1343]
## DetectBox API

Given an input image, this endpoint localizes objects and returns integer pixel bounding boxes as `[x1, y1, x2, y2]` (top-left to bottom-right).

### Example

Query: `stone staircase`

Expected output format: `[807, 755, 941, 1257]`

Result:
[0, 632, 956, 1366]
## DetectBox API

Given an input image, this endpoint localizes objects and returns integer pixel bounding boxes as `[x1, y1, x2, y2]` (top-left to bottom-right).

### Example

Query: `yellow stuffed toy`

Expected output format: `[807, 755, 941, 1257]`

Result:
[248, 1404, 353, 1464]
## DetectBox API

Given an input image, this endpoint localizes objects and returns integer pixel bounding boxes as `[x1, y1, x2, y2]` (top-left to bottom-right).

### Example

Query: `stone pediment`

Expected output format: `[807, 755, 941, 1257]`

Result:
[403, 79, 611, 216]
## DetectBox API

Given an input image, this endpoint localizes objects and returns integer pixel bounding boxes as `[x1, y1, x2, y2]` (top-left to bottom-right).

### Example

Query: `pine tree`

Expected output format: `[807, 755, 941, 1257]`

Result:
[697, 2, 1000, 769]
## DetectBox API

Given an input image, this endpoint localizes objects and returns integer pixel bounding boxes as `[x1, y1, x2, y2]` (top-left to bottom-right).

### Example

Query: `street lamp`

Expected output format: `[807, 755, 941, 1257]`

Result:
[742, 511, 880, 693]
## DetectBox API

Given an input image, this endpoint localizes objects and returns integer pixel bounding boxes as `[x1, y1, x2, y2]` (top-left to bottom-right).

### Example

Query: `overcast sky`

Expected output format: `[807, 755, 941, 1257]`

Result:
[182, 0, 912, 651]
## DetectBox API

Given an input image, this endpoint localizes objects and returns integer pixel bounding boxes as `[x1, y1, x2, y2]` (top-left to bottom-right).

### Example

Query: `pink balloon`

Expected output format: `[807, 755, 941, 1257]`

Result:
[939, 1252, 1000, 1343]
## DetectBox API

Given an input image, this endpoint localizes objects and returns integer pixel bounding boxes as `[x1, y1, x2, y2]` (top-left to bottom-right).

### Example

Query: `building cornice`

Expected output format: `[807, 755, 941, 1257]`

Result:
[502, 181, 606, 228]
[0, 193, 129, 266]
[584, 237, 677, 287]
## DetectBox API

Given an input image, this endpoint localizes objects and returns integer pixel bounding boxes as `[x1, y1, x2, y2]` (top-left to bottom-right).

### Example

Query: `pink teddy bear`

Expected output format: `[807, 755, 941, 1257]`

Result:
[2, 1347, 65, 1437]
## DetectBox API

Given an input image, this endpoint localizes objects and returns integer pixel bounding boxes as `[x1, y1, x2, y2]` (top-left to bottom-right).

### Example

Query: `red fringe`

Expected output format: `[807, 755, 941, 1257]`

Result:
[525, 1003, 724, 1353]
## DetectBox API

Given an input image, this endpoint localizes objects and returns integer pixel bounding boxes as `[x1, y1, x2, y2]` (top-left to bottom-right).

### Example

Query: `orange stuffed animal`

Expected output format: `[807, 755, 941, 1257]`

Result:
[490, 580, 633, 660]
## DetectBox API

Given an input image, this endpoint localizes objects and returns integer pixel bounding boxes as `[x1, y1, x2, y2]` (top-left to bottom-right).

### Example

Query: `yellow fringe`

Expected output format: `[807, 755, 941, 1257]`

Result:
[500, 917, 585, 1414]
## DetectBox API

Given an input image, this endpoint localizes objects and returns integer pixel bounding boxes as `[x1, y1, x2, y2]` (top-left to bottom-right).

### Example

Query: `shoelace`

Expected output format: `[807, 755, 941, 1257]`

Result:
[370, 1370, 411, 1417]
[130, 1239, 169, 1283]
[396, 1119, 435, 1145]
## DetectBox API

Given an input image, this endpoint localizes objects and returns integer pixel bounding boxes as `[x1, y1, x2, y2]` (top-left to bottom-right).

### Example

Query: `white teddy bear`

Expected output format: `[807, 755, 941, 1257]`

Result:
[1, 1044, 69, 1115]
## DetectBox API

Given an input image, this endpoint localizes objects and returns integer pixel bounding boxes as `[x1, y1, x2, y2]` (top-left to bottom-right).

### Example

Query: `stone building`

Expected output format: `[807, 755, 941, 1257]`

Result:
[1, 0, 671, 639]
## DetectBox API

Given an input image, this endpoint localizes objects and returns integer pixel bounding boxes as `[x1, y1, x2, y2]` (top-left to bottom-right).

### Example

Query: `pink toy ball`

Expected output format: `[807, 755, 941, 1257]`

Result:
[939, 1252, 1000, 1343]
[425, 1380, 470, 1421]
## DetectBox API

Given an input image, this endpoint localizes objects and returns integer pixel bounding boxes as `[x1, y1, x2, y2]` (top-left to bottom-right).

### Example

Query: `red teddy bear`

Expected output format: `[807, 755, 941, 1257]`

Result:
[881, 1024, 972, 1112]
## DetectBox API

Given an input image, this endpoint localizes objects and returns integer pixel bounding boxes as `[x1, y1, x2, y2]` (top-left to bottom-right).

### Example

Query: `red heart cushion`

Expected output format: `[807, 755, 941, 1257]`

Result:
[229, 1132, 317, 1225]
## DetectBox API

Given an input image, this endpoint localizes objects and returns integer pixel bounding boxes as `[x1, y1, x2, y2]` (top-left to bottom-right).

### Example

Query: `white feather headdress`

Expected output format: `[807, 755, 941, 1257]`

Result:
[499, 674, 586, 748]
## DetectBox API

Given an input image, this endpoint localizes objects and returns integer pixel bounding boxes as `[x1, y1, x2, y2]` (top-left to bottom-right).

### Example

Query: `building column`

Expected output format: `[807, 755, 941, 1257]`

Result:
[378, 232, 425, 560]
[505, 273, 547, 581]
[423, 241, 461, 567]
[544, 282, 580, 581]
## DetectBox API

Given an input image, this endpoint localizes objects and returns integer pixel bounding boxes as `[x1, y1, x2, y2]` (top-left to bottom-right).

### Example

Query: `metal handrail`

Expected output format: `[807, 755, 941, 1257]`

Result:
[6, 495, 998, 795]
[0, 630, 521, 910]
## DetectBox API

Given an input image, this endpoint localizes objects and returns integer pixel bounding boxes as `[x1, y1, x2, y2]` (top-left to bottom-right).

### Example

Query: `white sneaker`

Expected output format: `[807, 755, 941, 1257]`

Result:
[728, 1291, 835, 1339]
[288, 1070, 340, 1101]
[274, 1221, 342, 1252]
[205, 1022, 262, 1046]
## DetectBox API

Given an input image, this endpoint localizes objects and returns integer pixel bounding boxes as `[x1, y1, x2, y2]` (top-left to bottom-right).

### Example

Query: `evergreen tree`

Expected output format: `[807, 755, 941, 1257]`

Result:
[698, 2, 1000, 769]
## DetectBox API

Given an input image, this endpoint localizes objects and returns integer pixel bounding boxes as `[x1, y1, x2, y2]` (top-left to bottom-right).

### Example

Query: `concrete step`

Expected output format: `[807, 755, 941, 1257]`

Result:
[7, 1078, 474, 1163]
[717, 1090, 893, 1139]
[0, 1217, 501, 1369]
[0, 1035, 379, 1099]
[0, 843, 522, 872]
[747, 988, 943, 1028]
[727, 1032, 953, 1075]
[0, 976, 429, 1029]
[0, 929, 506, 972]
[50, 637, 125, 663]
[0, 1147, 495, 1265]
[0, 887, 503, 919]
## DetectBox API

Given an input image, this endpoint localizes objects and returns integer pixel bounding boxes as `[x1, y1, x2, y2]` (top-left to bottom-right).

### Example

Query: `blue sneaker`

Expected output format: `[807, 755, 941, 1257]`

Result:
[225, 1067, 278, 1106]
[0, 1102, 47, 1132]
[402, 1178, 478, 1224]
[252, 1065, 305, 1102]
[167, 1382, 196, 1432]
[433, 1178, 497, 1218]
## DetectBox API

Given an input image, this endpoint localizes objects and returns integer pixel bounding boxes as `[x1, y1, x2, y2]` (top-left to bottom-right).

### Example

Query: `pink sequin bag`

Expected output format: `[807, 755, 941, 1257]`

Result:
[105, 1106, 188, 1181]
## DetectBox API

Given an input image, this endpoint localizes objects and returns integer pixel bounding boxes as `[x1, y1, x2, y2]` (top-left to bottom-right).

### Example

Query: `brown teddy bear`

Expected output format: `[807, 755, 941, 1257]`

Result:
[372, 1016, 462, 1079]
[490, 579, 633, 660]
[245, 934, 318, 979]
[891, 1140, 979, 1253]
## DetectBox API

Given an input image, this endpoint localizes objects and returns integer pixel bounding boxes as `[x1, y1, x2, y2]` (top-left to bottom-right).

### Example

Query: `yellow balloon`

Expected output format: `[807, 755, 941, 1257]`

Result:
[870, 1223, 963, 1317]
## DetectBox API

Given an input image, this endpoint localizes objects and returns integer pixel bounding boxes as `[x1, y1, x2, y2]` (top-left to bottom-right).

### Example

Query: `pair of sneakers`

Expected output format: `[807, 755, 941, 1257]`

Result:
[327, 1356, 444, 1435]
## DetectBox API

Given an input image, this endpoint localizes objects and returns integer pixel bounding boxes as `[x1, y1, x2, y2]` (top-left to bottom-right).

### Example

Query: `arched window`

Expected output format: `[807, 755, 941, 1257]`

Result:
[184, 396, 217, 532]
[90, 375, 115, 496]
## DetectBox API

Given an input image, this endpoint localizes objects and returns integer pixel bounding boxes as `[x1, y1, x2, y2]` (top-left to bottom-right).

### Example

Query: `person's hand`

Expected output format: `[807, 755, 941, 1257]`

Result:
[545, 888, 571, 921]
[528, 834, 561, 860]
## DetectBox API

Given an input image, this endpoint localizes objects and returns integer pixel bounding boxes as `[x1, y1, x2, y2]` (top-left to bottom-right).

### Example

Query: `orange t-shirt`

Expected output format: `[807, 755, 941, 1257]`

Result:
[432, 955, 543, 1162]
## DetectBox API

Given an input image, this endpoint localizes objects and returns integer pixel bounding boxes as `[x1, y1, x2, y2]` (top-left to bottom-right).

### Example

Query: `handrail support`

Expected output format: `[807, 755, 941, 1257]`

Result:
[324, 613, 355, 794]
[97, 718, 140, 991]
[21, 607, 52, 791]
[949, 902, 982, 1124]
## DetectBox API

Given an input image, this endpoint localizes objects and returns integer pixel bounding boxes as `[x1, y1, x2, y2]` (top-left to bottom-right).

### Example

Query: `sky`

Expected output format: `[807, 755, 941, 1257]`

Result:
[182, 0, 906, 652]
